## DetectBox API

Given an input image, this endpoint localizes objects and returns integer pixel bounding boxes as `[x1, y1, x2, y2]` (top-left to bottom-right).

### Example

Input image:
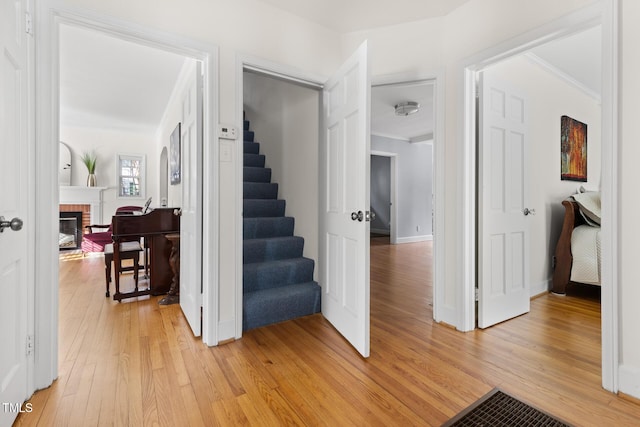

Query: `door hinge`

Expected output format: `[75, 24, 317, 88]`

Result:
[475, 288, 479, 302]
[26, 334, 34, 356]
[25, 12, 33, 35]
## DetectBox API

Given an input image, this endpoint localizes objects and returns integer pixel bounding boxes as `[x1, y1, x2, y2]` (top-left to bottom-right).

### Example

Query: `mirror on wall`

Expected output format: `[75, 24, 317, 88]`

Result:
[59, 142, 72, 186]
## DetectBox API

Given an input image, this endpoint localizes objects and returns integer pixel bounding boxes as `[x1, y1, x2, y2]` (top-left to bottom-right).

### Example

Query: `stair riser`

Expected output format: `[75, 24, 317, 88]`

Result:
[244, 130, 255, 142]
[243, 282, 321, 331]
[243, 200, 286, 218]
[244, 258, 315, 293]
[244, 183, 278, 199]
[243, 217, 294, 239]
[244, 142, 260, 154]
[243, 237, 304, 263]
[244, 167, 272, 183]
[243, 154, 266, 167]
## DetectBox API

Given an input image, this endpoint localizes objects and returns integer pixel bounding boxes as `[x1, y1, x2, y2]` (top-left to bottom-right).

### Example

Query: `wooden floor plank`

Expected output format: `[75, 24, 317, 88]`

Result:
[14, 240, 640, 426]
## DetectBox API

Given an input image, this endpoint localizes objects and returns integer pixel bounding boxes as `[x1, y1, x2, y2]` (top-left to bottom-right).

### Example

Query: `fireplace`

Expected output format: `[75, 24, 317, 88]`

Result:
[59, 211, 83, 250]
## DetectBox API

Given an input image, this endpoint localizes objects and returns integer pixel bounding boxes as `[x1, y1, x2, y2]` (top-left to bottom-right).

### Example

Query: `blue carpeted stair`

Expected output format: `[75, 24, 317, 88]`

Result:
[243, 117, 321, 330]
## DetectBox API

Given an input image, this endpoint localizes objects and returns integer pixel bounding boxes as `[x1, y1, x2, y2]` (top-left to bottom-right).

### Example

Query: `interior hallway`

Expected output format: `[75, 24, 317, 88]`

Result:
[15, 242, 640, 426]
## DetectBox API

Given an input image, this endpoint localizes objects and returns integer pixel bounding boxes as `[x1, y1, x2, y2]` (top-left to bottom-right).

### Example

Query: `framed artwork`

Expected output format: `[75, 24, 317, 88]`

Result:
[170, 123, 181, 185]
[560, 115, 587, 182]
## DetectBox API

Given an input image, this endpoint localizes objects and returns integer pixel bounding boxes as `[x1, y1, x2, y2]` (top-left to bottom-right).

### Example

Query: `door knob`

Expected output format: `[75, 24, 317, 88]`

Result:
[0, 216, 23, 232]
[351, 211, 364, 222]
[523, 208, 536, 216]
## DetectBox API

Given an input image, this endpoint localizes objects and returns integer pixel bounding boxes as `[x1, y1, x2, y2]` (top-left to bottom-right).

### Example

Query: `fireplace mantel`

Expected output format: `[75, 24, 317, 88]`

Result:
[59, 186, 107, 224]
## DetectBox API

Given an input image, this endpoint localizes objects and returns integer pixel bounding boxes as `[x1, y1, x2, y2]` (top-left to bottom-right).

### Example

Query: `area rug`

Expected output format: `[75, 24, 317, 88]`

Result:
[442, 388, 573, 427]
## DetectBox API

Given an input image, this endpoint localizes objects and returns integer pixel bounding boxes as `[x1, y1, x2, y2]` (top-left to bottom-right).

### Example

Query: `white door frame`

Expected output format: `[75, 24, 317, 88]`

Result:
[457, 0, 618, 391]
[33, 2, 220, 387]
[370, 151, 397, 244]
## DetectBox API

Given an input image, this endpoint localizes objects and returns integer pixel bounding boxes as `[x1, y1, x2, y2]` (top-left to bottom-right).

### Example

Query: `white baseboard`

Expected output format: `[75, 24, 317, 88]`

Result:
[218, 319, 236, 342]
[395, 234, 433, 244]
[619, 364, 640, 399]
[530, 279, 550, 297]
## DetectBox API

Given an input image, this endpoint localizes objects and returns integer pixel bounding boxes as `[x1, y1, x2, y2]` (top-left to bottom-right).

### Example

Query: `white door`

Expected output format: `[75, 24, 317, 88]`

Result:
[320, 42, 371, 357]
[180, 61, 203, 336]
[0, 0, 31, 424]
[478, 72, 531, 328]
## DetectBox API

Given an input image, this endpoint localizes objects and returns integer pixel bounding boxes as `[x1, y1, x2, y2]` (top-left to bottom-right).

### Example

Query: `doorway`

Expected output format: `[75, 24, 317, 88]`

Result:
[369, 79, 436, 324]
[36, 8, 220, 385]
[459, 2, 617, 391]
[370, 153, 395, 242]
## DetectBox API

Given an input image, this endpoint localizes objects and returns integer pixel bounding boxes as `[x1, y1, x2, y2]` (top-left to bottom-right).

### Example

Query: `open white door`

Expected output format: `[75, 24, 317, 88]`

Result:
[320, 42, 371, 357]
[0, 0, 31, 424]
[180, 61, 203, 336]
[478, 72, 531, 328]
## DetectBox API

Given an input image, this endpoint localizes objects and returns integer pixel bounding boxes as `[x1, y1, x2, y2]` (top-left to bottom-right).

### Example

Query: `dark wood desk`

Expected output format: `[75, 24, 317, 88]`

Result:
[111, 208, 180, 301]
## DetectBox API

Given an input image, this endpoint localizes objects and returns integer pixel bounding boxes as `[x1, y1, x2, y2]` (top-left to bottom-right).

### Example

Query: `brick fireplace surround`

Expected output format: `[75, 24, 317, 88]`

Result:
[59, 186, 107, 231]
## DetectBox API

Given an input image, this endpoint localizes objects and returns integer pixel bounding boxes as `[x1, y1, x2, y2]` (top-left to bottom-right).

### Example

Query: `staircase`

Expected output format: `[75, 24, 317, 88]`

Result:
[242, 117, 321, 331]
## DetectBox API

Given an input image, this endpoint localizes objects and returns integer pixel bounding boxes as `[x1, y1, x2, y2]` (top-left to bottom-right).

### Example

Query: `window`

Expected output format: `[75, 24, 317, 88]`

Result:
[117, 154, 145, 198]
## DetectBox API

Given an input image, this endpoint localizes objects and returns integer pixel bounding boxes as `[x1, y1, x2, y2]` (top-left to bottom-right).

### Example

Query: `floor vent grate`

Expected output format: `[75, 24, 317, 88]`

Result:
[442, 388, 573, 427]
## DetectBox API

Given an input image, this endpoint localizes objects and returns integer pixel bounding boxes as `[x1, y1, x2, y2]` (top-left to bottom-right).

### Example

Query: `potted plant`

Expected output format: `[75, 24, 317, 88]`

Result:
[81, 151, 97, 186]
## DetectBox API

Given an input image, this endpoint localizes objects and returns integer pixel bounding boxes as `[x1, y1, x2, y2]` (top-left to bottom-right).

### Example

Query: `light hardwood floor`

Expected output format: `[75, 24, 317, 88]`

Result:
[15, 239, 640, 426]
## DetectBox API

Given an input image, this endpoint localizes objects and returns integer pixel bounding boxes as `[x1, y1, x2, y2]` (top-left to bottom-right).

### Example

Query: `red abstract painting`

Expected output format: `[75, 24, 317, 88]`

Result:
[560, 115, 587, 182]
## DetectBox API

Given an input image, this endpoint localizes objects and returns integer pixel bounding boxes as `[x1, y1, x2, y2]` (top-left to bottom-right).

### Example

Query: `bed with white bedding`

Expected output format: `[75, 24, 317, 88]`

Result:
[551, 190, 601, 294]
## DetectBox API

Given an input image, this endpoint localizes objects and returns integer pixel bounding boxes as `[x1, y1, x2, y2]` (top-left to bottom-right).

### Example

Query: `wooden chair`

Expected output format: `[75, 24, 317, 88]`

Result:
[103, 241, 143, 298]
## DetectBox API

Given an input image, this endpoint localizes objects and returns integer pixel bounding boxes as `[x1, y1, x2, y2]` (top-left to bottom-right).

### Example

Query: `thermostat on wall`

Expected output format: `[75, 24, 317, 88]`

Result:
[218, 124, 237, 140]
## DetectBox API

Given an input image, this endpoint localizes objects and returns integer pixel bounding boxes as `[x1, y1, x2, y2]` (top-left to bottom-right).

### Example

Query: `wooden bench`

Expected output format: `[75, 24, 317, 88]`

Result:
[104, 241, 143, 298]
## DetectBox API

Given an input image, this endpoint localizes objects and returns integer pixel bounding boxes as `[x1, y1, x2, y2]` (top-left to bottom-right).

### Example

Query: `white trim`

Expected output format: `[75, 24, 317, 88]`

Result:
[599, 0, 619, 394]
[35, 2, 220, 388]
[371, 132, 410, 142]
[236, 54, 324, 339]
[619, 365, 640, 399]
[524, 52, 601, 102]
[241, 55, 326, 89]
[531, 280, 551, 297]
[458, 0, 618, 392]
[59, 186, 107, 224]
[396, 235, 433, 244]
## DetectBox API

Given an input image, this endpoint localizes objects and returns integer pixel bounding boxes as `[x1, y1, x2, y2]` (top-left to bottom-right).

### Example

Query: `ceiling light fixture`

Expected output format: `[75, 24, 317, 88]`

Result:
[394, 101, 420, 116]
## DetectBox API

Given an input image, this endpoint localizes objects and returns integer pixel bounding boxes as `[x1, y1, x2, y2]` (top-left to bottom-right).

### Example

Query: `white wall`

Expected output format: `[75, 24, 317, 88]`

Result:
[59, 126, 158, 220]
[483, 55, 601, 296]
[371, 135, 433, 242]
[243, 72, 320, 271]
[156, 59, 198, 210]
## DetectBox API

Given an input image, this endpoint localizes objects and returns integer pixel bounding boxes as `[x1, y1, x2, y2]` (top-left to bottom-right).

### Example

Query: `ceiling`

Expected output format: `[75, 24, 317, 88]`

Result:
[59, 7, 601, 139]
[371, 82, 434, 143]
[257, 0, 471, 33]
[59, 24, 186, 133]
